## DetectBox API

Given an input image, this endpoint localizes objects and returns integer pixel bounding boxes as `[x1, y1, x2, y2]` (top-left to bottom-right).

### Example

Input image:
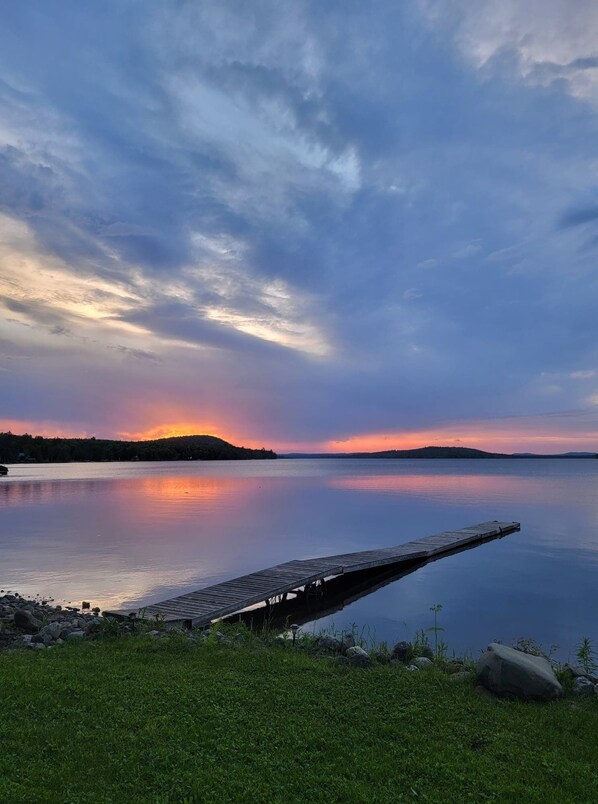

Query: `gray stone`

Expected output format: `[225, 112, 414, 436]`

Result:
[66, 630, 85, 641]
[476, 642, 562, 701]
[346, 646, 370, 667]
[40, 622, 62, 640]
[573, 677, 594, 696]
[564, 663, 590, 678]
[33, 643, 46, 651]
[317, 634, 342, 652]
[563, 663, 598, 683]
[147, 630, 161, 638]
[274, 635, 287, 646]
[391, 641, 413, 663]
[413, 656, 433, 669]
[13, 608, 41, 633]
[450, 671, 472, 682]
[406, 664, 419, 671]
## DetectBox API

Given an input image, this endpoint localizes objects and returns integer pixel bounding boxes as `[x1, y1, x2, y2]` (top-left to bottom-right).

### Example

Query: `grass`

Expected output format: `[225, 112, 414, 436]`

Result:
[1, 633, 598, 803]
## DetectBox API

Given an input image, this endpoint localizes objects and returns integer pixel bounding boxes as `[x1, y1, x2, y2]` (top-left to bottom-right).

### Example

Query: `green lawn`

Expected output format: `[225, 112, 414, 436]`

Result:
[0, 635, 597, 803]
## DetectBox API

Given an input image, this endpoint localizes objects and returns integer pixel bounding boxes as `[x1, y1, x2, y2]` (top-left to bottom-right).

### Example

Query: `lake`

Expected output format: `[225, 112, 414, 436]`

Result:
[1, 458, 597, 658]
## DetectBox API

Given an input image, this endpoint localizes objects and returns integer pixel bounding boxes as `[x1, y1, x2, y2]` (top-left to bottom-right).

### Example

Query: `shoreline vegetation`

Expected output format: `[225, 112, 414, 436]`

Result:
[1, 432, 596, 465]
[1, 593, 598, 801]
[0, 432, 277, 463]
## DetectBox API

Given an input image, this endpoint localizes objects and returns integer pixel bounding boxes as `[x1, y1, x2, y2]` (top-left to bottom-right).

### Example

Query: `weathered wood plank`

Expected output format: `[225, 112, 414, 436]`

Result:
[105, 521, 519, 623]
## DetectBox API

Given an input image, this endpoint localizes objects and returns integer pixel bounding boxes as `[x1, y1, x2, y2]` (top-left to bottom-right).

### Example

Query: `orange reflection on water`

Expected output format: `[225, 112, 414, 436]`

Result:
[136, 475, 238, 504]
[0, 473, 251, 513]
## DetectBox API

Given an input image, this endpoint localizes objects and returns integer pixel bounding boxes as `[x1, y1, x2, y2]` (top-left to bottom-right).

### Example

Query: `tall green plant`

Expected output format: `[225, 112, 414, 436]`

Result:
[427, 604, 444, 658]
[576, 637, 597, 675]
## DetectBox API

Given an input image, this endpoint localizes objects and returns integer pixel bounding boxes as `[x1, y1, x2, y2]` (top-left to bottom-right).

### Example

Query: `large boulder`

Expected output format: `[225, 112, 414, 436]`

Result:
[476, 643, 562, 701]
[13, 609, 41, 634]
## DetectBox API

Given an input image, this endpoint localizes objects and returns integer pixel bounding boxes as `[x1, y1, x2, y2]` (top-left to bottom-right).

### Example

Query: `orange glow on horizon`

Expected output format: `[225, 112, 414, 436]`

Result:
[324, 423, 598, 455]
[2, 414, 597, 455]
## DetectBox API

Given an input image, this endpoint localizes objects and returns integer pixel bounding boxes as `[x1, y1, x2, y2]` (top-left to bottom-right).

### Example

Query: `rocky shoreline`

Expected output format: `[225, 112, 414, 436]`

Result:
[0, 593, 125, 650]
[2, 592, 597, 703]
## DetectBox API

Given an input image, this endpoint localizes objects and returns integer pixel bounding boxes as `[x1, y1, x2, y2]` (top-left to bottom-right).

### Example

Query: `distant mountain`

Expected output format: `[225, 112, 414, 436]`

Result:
[0, 432, 277, 463]
[282, 445, 598, 459]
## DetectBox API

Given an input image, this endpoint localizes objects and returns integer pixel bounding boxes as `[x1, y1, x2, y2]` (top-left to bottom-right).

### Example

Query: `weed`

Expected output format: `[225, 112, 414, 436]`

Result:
[576, 637, 597, 675]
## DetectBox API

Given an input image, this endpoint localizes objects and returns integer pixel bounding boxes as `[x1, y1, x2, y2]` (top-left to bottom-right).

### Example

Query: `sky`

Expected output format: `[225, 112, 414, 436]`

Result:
[1, 0, 598, 453]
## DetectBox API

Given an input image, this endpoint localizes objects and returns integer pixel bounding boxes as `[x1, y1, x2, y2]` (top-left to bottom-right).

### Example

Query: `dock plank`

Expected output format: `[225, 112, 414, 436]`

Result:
[104, 520, 519, 625]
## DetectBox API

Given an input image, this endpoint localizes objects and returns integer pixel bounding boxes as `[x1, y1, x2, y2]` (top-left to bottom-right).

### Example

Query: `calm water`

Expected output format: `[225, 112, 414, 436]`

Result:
[1, 458, 597, 658]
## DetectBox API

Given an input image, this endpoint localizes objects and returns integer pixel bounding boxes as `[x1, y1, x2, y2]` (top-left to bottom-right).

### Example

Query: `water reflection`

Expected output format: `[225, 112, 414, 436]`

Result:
[1, 459, 598, 657]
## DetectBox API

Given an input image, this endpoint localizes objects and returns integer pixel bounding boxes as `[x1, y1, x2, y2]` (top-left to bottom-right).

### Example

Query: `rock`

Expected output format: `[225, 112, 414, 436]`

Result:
[33, 643, 46, 651]
[476, 642, 562, 701]
[413, 656, 433, 669]
[66, 630, 85, 641]
[418, 644, 434, 659]
[450, 671, 472, 682]
[563, 663, 598, 683]
[341, 632, 356, 651]
[346, 646, 370, 667]
[391, 641, 413, 663]
[317, 634, 342, 652]
[446, 660, 466, 674]
[573, 677, 594, 696]
[406, 664, 419, 671]
[147, 630, 161, 638]
[274, 635, 286, 646]
[564, 663, 589, 678]
[40, 622, 62, 640]
[13, 608, 41, 633]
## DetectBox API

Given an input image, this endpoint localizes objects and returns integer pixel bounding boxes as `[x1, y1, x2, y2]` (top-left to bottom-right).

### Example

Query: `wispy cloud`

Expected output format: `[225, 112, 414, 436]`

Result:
[0, 2, 598, 448]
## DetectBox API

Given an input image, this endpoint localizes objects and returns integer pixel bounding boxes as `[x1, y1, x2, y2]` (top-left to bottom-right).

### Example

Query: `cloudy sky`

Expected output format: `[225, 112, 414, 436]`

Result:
[1, 0, 598, 453]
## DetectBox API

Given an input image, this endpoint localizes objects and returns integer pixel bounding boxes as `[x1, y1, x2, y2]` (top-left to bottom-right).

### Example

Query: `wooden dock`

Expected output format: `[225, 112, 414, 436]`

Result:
[105, 520, 519, 627]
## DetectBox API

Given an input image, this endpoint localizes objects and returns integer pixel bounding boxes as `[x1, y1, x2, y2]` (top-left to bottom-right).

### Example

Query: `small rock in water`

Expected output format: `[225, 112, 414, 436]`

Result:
[82, 602, 91, 609]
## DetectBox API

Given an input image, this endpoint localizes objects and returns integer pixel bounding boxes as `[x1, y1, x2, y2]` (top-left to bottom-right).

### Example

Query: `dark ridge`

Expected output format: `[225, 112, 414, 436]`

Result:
[282, 445, 598, 459]
[0, 432, 277, 463]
